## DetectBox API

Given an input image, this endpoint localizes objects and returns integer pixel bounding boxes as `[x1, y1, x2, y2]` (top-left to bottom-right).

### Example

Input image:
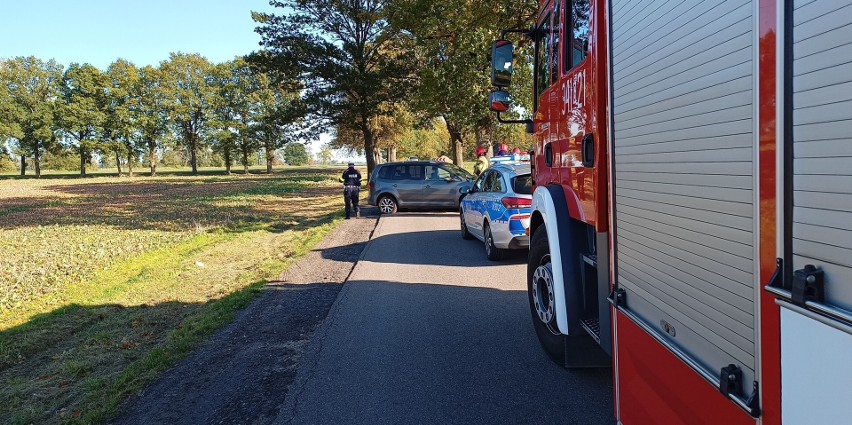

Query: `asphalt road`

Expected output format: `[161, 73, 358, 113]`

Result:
[274, 212, 614, 425]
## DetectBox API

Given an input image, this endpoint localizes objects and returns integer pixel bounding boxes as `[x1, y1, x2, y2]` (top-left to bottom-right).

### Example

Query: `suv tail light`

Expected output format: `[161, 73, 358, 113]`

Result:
[501, 196, 531, 209]
[369, 181, 374, 191]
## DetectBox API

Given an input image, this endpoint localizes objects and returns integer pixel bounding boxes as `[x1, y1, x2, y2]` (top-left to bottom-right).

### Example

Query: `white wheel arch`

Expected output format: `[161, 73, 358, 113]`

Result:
[532, 186, 571, 335]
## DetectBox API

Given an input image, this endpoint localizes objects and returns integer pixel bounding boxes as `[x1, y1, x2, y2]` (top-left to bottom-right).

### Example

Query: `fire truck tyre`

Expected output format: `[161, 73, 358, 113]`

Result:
[460, 210, 473, 240]
[484, 222, 505, 261]
[527, 226, 566, 365]
[377, 195, 397, 214]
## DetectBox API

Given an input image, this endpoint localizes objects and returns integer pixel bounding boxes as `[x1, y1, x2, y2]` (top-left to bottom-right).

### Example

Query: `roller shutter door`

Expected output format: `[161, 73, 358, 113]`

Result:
[791, 0, 852, 314]
[611, 0, 757, 389]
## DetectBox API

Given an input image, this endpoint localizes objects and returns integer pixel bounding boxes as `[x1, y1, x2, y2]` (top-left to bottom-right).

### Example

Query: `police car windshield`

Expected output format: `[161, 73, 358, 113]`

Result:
[442, 163, 474, 180]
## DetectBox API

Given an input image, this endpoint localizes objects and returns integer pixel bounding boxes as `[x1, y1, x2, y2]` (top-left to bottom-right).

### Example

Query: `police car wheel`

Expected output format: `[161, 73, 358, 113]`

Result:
[377, 195, 397, 214]
[484, 223, 504, 261]
[460, 210, 473, 240]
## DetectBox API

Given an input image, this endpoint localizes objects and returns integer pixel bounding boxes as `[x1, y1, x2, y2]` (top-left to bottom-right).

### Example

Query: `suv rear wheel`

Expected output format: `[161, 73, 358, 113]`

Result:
[377, 195, 398, 214]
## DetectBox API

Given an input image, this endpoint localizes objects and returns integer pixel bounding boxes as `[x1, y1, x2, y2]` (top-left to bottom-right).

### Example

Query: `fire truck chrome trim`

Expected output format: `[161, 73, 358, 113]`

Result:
[766, 286, 852, 333]
[752, 0, 765, 421]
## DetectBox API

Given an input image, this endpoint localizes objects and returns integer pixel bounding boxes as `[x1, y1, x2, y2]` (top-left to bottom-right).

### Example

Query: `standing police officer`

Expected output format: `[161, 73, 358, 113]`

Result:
[340, 162, 362, 219]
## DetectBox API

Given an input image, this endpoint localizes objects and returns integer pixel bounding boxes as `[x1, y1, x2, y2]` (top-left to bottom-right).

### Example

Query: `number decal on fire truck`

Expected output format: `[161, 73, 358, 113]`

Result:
[561, 70, 585, 117]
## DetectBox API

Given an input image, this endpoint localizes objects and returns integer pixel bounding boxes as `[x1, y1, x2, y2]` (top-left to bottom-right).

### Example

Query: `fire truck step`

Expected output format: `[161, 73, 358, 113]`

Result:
[581, 318, 601, 343]
[582, 254, 597, 267]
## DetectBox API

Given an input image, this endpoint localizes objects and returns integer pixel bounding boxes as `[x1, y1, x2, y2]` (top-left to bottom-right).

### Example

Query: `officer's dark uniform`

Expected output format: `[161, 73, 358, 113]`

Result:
[341, 164, 362, 219]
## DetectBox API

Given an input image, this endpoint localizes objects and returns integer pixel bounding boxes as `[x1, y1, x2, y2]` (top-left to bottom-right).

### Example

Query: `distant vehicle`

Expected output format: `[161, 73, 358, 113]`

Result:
[459, 163, 532, 260]
[368, 161, 474, 214]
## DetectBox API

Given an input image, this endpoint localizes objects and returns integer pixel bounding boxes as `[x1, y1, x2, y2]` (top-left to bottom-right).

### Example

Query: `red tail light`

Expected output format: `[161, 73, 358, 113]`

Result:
[369, 181, 374, 191]
[501, 197, 531, 209]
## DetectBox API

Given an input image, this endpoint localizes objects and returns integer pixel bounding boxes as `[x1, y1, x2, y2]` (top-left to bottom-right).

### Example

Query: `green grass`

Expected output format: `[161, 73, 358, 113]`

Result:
[0, 166, 354, 424]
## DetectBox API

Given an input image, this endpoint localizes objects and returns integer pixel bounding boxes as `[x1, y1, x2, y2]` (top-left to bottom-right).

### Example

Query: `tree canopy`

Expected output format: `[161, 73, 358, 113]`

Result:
[253, 0, 415, 174]
[282, 142, 309, 166]
[0, 56, 64, 176]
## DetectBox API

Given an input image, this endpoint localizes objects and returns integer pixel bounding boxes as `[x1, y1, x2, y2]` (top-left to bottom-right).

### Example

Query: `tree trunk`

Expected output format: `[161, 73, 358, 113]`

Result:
[223, 147, 232, 175]
[127, 153, 134, 177]
[34, 144, 41, 178]
[446, 121, 464, 167]
[241, 146, 250, 174]
[265, 141, 274, 174]
[20, 155, 26, 176]
[372, 147, 382, 167]
[189, 136, 198, 175]
[148, 140, 157, 177]
[362, 119, 376, 175]
[389, 147, 397, 162]
[115, 151, 122, 176]
[80, 147, 87, 176]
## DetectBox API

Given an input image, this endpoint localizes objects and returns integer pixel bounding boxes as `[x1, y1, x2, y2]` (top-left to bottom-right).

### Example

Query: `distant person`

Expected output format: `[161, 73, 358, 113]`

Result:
[474, 147, 489, 177]
[512, 147, 522, 161]
[497, 143, 510, 156]
[339, 162, 362, 219]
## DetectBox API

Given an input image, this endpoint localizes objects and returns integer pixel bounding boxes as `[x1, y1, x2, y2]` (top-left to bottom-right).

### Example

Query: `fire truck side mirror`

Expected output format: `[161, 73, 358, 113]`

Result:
[491, 40, 514, 87]
[488, 90, 511, 112]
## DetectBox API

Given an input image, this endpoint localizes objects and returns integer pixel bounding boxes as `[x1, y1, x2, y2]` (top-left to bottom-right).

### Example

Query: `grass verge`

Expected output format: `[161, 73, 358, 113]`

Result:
[0, 169, 349, 424]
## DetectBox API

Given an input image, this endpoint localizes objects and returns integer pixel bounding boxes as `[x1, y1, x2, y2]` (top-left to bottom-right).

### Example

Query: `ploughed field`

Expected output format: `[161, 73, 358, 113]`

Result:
[0, 167, 347, 424]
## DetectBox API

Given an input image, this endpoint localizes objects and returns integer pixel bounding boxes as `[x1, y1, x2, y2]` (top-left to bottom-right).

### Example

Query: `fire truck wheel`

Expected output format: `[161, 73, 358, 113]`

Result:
[527, 226, 567, 365]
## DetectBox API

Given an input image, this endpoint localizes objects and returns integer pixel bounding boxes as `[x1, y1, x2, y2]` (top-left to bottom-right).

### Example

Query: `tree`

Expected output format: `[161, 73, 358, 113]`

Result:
[253, 0, 415, 175]
[136, 65, 170, 176]
[0, 56, 64, 177]
[318, 146, 333, 165]
[330, 103, 411, 163]
[59, 63, 108, 176]
[390, 1, 536, 165]
[397, 117, 450, 160]
[209, 59, 247, 174]
[160, 53, 215, 175]
[105, 59, 142, 176]
[282, 142, 309, 166]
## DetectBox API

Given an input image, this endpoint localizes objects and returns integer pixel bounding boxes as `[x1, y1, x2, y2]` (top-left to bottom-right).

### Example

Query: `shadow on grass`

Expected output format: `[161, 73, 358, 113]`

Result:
[0, 281, 266, 424]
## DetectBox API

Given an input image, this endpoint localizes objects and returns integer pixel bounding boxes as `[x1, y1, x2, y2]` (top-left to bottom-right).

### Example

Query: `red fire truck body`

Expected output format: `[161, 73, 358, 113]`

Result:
[490, 0, 852, 424]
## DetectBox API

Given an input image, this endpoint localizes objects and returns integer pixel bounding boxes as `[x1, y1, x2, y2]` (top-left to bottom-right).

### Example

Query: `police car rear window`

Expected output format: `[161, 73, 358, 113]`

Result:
[512, 174, 533, 195]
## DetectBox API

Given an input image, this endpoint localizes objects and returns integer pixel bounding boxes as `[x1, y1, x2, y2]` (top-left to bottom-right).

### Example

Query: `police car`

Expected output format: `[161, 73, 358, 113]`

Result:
[459, 163, 532, 260]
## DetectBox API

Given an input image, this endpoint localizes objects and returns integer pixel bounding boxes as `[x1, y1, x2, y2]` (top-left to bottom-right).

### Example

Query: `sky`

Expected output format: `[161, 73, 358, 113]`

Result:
[0, 0, 358, 162]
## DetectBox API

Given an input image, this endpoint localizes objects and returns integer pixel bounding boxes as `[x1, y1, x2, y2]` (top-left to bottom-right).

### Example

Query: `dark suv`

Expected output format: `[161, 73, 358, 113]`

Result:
[368, 161, 474, 214]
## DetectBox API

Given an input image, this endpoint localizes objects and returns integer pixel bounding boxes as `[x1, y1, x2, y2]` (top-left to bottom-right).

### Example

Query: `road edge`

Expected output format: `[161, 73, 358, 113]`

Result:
[272, 214, 385, 424]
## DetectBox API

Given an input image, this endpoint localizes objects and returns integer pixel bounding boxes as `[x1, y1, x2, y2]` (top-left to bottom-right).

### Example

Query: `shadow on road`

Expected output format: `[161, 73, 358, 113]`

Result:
[321, 228, 526, 267]
[282, 279, 615, 425]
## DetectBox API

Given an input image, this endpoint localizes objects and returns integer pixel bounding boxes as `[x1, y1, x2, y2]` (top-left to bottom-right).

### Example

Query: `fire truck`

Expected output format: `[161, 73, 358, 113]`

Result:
[488, 0, 852, 423]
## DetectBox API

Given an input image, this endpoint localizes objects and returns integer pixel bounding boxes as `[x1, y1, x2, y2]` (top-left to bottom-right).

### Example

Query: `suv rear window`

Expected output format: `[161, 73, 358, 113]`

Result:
[512, 174, 533, 195]
[381, 164, 423, 180]
[377, 166, 390, 179]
